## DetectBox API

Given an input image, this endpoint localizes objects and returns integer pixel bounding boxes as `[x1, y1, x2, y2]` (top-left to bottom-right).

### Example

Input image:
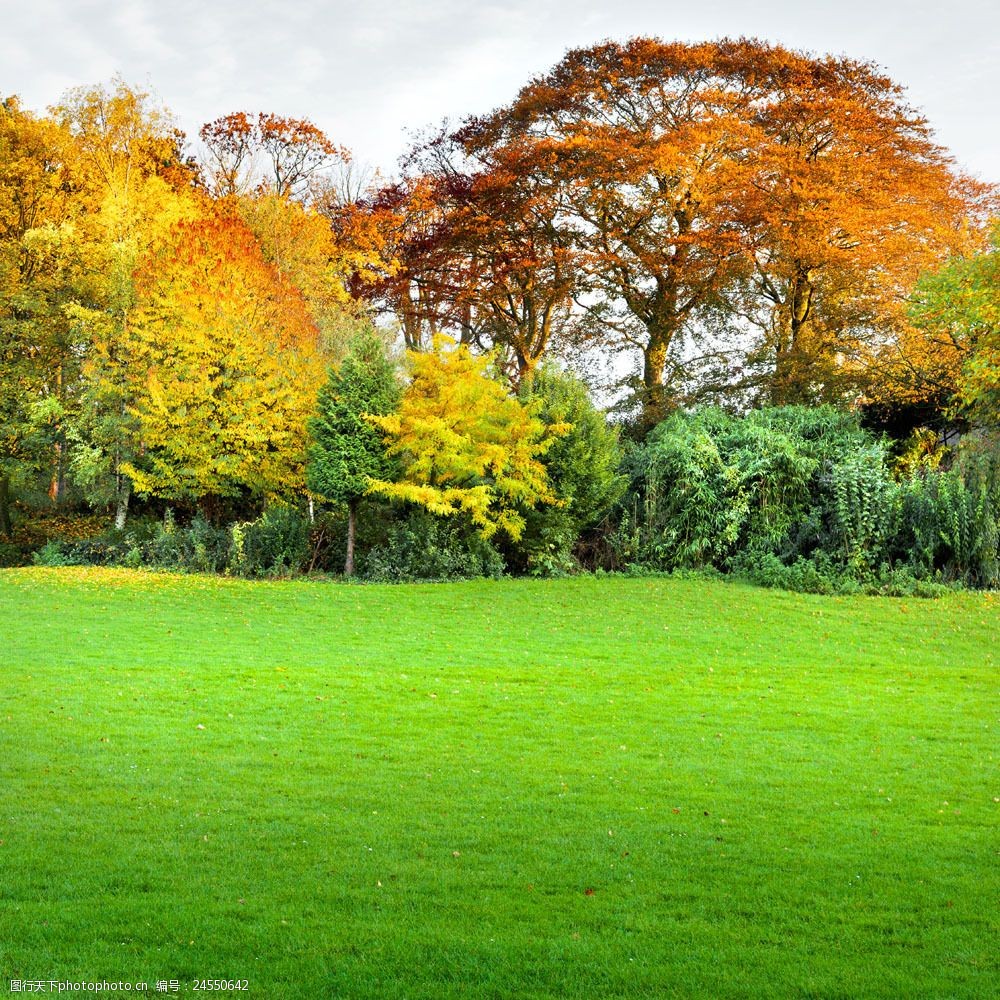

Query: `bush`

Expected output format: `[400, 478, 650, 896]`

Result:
[363, 508, 505, 582]
[31, 539, 80, 567]
[0, 541, 28, 567]
[514, 368, 626, 575]
[146, 512, 231, 573]
[611, 405, 998, 593]
[731, 549, 951, 598]
[230, 507, 311, 577]
[895, 461, 999, 587]
[614, 411, 748, 570]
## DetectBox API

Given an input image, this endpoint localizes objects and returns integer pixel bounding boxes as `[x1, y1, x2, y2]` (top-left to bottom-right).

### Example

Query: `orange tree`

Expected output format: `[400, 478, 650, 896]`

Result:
[454, 38, 985, 420]
[116, 208, 325, 509]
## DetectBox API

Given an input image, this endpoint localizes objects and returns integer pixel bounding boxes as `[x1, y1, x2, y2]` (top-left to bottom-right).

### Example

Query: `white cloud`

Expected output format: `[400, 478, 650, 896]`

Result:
[1, 0, 996, 180]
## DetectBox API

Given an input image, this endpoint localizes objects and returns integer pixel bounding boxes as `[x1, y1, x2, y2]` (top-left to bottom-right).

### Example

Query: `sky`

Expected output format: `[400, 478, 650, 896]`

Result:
[2, 0, 998, 184]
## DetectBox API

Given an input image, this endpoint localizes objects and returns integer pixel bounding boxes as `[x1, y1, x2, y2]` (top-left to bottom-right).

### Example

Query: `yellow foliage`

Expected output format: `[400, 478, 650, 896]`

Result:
[367, 337, 565, 539]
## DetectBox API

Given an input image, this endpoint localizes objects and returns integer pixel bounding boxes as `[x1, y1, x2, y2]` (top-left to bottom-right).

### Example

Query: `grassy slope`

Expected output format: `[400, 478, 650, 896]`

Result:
[0, 568, 997, 999]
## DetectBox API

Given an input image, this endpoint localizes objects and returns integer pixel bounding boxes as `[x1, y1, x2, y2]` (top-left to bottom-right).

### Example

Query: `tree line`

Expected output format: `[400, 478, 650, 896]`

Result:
[1, 38, 998, 587]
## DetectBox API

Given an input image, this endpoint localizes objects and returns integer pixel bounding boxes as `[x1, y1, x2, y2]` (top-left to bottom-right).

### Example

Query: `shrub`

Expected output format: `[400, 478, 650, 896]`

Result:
[145, 512, 231, 573]
[31, 539, 79, 567]
[363, 508, 505, 582]
[614, 411, 748, 570]
[514, 367, 626, 575]
[230, 507, 311, 577]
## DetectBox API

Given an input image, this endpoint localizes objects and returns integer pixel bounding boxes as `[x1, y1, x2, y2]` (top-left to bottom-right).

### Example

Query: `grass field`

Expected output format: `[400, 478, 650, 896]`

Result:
[0, 568, 997, 998]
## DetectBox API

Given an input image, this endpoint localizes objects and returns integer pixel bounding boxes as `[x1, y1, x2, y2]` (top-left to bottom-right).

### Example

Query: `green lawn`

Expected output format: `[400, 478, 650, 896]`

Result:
[1, 568, 997, 999]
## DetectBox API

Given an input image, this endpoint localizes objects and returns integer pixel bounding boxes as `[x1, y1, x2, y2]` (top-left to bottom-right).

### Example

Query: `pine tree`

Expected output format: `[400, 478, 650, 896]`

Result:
[307, 329, 400, 575]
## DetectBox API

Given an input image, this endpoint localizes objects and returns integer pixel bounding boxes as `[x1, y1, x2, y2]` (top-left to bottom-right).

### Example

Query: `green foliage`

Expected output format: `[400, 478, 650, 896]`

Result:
[731, 549, 951, 598]
[307, 328, 400, 506]
[615, 410, 748, 569]
[513, 367, 625, 574]
[615, 405, 999, 591]
[31, 539, 80, 567]
[363, 507, 505, 582]
[143, 513, 232, 573]
[230, 506, 311, 578]
[910, 226, 1000, 427]
[895, 457, 1000, 587]
[824, 443, 898, 573]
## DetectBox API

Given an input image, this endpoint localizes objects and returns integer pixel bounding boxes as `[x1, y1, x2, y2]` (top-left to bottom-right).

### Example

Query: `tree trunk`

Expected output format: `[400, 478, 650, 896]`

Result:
[0, 474, 12, 539]
[114, 480, 130, 531]
[345, 498, 357, 577]
[771, 270, 815, 405]
[641, 336, 672, 430]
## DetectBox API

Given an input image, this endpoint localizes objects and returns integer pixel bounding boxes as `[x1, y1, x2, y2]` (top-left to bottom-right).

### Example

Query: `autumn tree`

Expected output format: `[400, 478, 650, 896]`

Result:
[307, 329, 400, 575]
[455, 38, 986, 421]
[348, 176, 454, 351]
[236, 191, 389, 362]
[0, 95, 92, 530]
[199, 112, 346, 201]
[906, 227, 1000, 427]
[729, 45, 985, 405]
[396, 131, 583, 385]
[52, 79, 199, 524]
[461, 39, 765, 423]
[113, 210, 325, 509]
[367, 337, 564, 540]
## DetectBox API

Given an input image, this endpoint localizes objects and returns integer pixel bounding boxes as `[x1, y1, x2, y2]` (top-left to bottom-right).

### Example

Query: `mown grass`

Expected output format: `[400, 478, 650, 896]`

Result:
[0, 568, 997, 998]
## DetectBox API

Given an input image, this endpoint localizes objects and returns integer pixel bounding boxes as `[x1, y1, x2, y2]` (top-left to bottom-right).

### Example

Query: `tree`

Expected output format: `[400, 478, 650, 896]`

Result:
[115, 209, 325, 508]
[307, 329, 400, 575]
[907, 227, 1000, 427]
[52, 78, 199, 525]
[0, 95, 92, 530]
[455, 38, 985, 421]
[236, 191, 388, 362]
[515, 366, 625, 572]
[367, 337, 564, 540]
[199, 112, 346, 201]
[383, 130, 584, 384]
[463, 39, 763, 423]
[731, 48, 983, 405]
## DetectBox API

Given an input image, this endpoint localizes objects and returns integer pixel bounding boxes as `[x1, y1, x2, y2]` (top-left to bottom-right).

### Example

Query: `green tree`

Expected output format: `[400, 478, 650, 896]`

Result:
[515, 366, 625, 573]
[910, 227, 1000, 427]
[307, 329, 400, 575]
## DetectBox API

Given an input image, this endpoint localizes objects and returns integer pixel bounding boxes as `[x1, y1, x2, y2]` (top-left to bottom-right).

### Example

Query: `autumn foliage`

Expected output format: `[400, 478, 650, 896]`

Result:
[0, 41, 996, 548]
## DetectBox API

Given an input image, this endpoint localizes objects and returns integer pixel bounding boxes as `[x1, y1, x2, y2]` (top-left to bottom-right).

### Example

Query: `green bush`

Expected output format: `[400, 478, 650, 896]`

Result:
[144, 513, 231, 573]
[363, 508, 505, 582]
[514, 367, 625, 575]
[230, 507, 311, 577]
[613, 405, 998, 593]
[0, 541, 28, 567]
[615, 411, 748, 570]
[896, 461, 999, 587]
[31, 539, 80, 567]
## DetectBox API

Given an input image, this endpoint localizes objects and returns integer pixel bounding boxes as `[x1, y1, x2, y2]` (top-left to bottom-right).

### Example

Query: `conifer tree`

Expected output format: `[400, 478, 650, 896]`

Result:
[307, 329, 400, 575]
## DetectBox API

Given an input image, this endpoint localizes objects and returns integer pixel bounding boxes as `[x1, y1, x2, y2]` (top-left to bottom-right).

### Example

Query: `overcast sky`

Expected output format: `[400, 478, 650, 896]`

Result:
[3, 0, 998, 183]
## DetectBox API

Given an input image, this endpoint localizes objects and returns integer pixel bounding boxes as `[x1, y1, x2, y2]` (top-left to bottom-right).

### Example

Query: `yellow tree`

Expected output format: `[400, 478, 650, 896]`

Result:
[0, 96, 82, 530]
[367, 337, 565, 540]
[118, 209, 325, 508]
[52, 79, 199, 524]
